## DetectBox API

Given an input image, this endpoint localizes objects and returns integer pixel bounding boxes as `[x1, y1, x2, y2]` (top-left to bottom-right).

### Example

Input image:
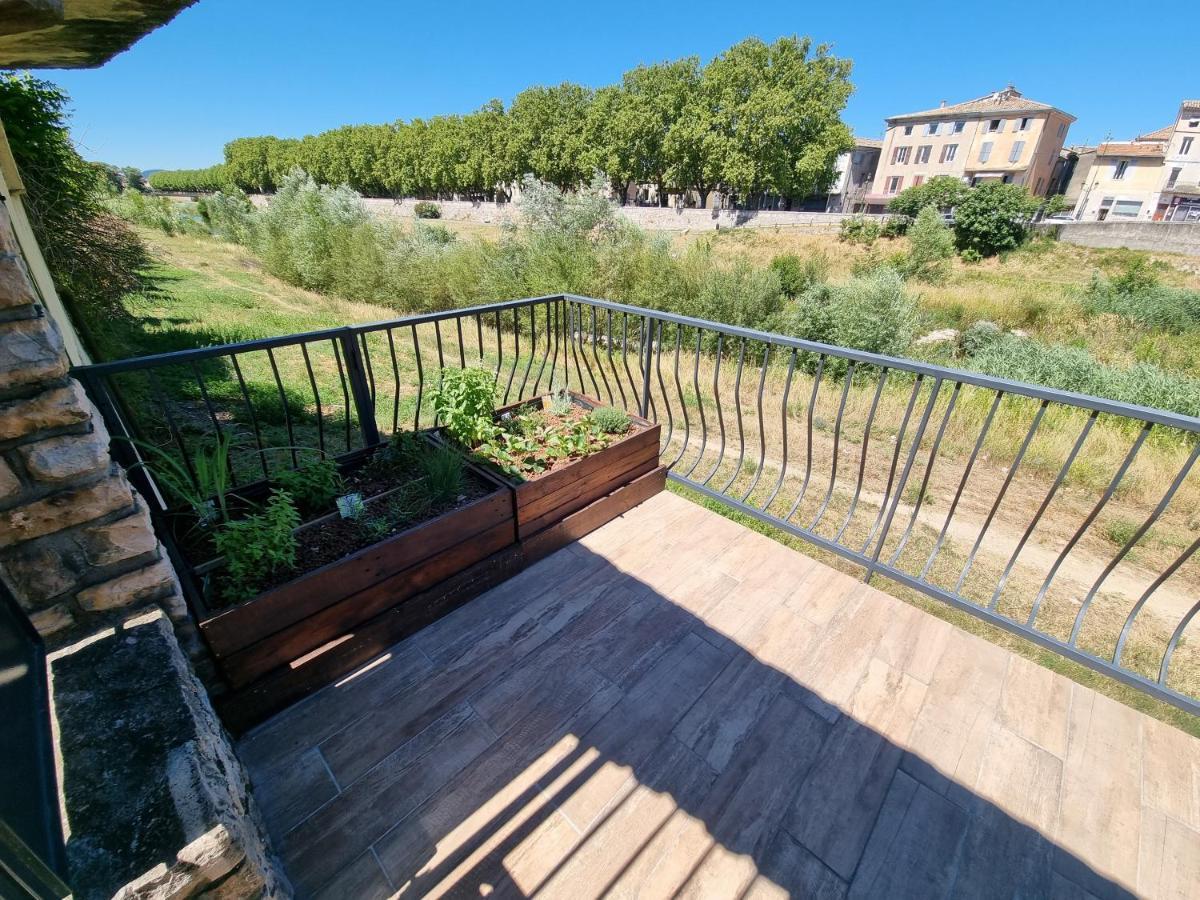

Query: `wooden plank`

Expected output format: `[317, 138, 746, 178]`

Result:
[519, 466, 666, 564]
[518, 455, 660, 538]
[742, 830, 848, 900]
[311, 850, 393, 900]
[509, 423, 658, 511]
[281, 702, 496, 896]
[200, 488, 513, 657]
[217, 517, 515, 688]
[214, 543, 525, 735]
[248, 746, 339, 842]
[998, 654, 1071, 761]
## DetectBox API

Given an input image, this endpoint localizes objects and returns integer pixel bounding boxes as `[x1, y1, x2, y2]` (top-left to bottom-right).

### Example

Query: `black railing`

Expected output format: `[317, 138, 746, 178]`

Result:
[74, 294, 1200, 716]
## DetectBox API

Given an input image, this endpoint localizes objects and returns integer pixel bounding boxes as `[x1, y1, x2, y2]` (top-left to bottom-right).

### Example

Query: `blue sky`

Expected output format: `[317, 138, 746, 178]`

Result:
[44, 0, 1194, 170]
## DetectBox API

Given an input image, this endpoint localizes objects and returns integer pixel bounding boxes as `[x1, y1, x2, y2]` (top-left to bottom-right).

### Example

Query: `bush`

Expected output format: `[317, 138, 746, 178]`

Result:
[590, 406, 631, 434]
[106, 190, 205, 235]
[953, 182, 1040, 257]
[887, 175, 972, 217]
[968, 334, 1200, 417]
[880, 216, 907, 239]
[900, 205, 955, 283]
[413, 201, 441, 219]
[770, 252, 829, 299]
[960, 320, 1003, 356]
[203, 189, 257, 245]
[839, 216, 880, 246]
[1083, 260, 1200, 333]
[960, 247, 982, 264]
[215, 490, 300, 602]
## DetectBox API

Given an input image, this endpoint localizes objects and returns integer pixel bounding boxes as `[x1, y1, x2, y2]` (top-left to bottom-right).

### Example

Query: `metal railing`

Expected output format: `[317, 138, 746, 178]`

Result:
[74, 293, 1200, 716]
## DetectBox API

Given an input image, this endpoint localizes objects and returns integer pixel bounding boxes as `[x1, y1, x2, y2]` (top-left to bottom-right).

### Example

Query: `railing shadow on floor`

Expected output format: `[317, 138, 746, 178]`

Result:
[242, 537, 1145, 899]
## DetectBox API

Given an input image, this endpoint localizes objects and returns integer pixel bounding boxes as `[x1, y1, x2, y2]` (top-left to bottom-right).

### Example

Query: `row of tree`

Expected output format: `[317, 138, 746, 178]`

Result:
[147, 36, 854, 208]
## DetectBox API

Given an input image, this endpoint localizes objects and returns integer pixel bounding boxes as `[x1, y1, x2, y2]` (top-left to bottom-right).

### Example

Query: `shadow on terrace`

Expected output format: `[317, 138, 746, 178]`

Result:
[238, 493, 1156, 900]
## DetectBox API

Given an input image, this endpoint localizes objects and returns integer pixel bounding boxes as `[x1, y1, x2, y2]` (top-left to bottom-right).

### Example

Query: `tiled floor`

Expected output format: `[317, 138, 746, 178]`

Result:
[239, 492, 1200, 899]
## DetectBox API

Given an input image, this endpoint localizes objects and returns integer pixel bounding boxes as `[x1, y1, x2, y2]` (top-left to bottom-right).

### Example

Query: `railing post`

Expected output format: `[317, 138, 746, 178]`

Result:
[638, 315, 653, 419]
[338, 330, 381, 448]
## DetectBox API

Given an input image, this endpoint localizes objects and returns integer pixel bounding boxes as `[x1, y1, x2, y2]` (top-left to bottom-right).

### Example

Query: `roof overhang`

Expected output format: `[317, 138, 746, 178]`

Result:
[0, 0, 196, 68]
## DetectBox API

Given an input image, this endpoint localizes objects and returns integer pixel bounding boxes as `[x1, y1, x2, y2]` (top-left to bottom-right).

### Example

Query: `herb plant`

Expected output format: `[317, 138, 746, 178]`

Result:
[432, 367, 498, 447]
[273, 456, 343, 515]
[128, 432, 236, 528]
[215, 490, 300, 602]
[590, 406, 631, 434]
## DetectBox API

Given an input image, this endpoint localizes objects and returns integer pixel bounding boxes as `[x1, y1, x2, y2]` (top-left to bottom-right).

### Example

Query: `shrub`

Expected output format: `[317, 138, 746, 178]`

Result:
[968, 334, 1200, 417]
[770, 252, 829, 299]
[590, 406, 631, 434]
[880, 216, 907, 239]
[413, 201, 441, 219]
[900, 205, 956, 283]
[1083, 261, 1200, 333]
[960, 320, 1003, 356]
[432, 366, 498, 447]
[215, 490, 300, 601]
[839, 216, 880, 246]
[960, 247, 982, 264]
[685, 260, 785, 338]
[106, 190, 206, 235]
[953, 182, 1040, 257]
[203, 189, 257, 244]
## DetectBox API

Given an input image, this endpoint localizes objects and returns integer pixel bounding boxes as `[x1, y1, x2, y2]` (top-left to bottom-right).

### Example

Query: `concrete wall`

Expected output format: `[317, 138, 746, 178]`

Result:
[1037, 220, 1200, 256]
[249, 195, 887, 233]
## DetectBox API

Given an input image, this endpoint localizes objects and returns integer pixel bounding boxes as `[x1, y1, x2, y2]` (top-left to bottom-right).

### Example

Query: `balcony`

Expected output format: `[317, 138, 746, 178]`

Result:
[73, 294, 1200, 898]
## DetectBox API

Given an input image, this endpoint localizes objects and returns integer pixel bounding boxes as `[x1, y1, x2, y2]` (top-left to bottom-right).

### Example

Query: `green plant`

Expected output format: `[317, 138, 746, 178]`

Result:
[128, 433, 236, 527]
[900, 205, 956, 283]
[1083, 264, 1200, 333]
[272, 457, 342, 515]
[960, 320, 1003, 357]
[959, 247, 983, 264]
[418, 444, 465, 505]
[887, 176, 972, 217]
[413, 201, 442, 219]
[215, 490, 300, 602]
[432, 366, 498, 447]
[770, 252, 829, 299]
[1104, 518, 1143, 547]
[880, 216, 908, 239]
[839, 216, 880, 246]
[953, 182, 1040, 257]
[590, 405, 631, 434]
[548, 387, 574, 417]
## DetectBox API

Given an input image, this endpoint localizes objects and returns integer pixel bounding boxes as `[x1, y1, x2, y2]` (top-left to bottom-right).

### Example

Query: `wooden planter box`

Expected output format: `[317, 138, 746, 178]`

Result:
[465, 392, 662, 541]
[198, 453, 515, 692]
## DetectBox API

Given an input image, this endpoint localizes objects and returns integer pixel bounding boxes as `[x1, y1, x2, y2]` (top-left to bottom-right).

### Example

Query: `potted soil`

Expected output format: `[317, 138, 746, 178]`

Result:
[431, 367, 663, 541]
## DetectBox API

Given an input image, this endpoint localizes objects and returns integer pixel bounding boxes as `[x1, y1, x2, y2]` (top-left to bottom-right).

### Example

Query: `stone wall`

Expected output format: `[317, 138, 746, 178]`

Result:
[0, 192, 286, 896]
[249, 194, 885, 233]
[1037, 221, 1200, 257]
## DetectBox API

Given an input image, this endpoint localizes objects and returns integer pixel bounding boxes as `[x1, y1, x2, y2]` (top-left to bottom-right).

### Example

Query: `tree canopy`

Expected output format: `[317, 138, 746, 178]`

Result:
[147, 36, 854, 208]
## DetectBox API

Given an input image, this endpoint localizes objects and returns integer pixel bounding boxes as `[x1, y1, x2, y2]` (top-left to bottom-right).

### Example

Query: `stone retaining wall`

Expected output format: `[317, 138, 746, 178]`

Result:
[1036, 221, 1200, 257]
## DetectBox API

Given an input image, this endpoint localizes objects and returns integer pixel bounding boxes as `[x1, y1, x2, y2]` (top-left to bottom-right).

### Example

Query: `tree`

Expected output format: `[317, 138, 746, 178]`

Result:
[902, 205, 956, 282]
[459, 100, 512, 200]
[953, 182, 1041, 256]
[615, 58, 701, 205]
[584, 85, 633, 202]
[507, 83, 593, 191]
[888, 175, 970, 216]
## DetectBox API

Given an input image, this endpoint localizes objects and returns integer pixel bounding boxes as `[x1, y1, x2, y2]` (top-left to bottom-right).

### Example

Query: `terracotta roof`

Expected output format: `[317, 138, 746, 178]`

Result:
[888, 87, 1073, 123]
[1095, 141, 1166, 158]
[854, 138, 883, 150]
[1136, 125, 1174, 141]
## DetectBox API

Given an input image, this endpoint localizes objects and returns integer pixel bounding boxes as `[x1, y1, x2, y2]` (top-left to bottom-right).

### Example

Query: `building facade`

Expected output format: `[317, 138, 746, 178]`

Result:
[1074, 102, 1200, 221]
[865, 86, 1074, 211]
[825, 138, 882, 213]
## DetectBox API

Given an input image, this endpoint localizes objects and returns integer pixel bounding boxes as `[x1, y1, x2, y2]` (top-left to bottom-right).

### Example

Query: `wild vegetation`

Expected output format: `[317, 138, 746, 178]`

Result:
[148, 36, 853, 209]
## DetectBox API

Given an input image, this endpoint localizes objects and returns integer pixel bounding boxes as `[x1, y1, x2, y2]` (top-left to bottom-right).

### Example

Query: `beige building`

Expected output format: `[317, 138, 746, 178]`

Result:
[865, 86, 1075, 211]
[825, 138, 882, 213]
[1074, 101, 1200, 221]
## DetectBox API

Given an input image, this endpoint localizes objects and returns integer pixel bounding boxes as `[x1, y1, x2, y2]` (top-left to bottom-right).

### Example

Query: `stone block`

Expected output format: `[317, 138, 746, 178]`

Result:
[0, 317, 68, 392]
[0, 456, 20, 501]
[28, 601, 73, 636]
[0, 380, 92, 442]
[20, 418, 111, 484]
[0, 474, 133, 545]
[50, 610, 286, 899]
[76, 559, 175, 612]
[0, 252, 37, 310]
[78, 504, 159, 567]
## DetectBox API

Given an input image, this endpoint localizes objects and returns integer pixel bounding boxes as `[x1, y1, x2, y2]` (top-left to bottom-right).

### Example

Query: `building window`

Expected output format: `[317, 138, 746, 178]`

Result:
[987, 119, 1003, 133]
[1112, 199, 1143, 217]
[940, 144, 958, 163]
[953, 121, 965, 134]
[1009, 140, 1025, 163]
[1190, 120, 1199, 128]
[915, 145, 932, 164]
[903, 125, 914, 136]
[979, 141, 993, 163]
[886, 176, 903, 194]
[925, 122, 939, 136]
[1114, 160, 1129, 180]
[1183, 136, 1195, 155]
[913, 175, 925, 187]
[1168, 167, 1182, 188]
[893, 146, 910, 164]
[1018, 117, 1032, 131]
